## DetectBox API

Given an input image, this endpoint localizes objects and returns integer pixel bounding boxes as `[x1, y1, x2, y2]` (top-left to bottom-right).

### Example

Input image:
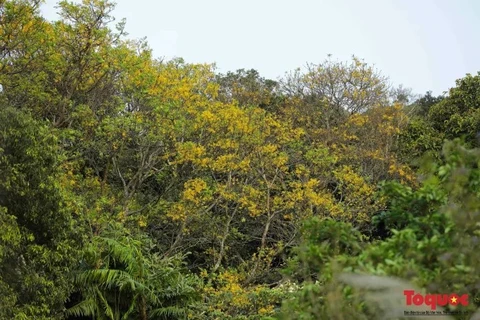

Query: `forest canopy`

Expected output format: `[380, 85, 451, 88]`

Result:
[0, 1, 479, 319]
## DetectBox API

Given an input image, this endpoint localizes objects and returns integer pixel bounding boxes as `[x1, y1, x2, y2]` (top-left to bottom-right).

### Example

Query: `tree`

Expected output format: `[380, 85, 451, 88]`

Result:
[280, 56, 390, 131]
[411, 91, 444, 118]
[428, 73, 480, 147]
[0, 107, 85, 319]
[0, 0, 125, 126]
[66, 224, 200, 320]
[390, 84, 417, 106]
[215, 68, 282, 112]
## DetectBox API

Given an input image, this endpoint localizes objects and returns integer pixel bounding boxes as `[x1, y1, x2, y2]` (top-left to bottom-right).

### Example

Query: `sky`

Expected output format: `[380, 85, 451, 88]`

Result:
[40, 0, 480, 96]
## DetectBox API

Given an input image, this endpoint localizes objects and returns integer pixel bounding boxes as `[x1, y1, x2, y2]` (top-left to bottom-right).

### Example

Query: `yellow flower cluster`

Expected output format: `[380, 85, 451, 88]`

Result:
[182, 178, 208, 205]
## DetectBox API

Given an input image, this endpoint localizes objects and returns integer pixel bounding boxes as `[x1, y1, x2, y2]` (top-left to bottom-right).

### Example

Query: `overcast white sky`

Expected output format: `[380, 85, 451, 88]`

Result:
[40, 0, 480, 96]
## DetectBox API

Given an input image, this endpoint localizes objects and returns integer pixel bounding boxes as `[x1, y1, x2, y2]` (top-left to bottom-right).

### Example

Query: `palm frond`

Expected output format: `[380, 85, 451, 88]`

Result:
[121, 294, 139, 320]
[64, 296, 98, 318]
[149, 305, 186, 319]
[96, 287, 115, 320]
[76, 268, 148, 293]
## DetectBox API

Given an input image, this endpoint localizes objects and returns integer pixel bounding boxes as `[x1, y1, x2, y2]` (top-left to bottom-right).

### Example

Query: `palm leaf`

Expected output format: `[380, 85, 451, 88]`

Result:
[121, 294, 139, 320]
[96, 287, 115, 320]
[149, 305, 186, 319]
[75, 268, 147, 293]
[64, 296, 98, 318]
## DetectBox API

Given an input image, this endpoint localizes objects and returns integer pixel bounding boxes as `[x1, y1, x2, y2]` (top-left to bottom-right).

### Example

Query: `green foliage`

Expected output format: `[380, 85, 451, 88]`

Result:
[0, 107, 85, 319]
[277, 278, 376, 320]
[399, 75, 480, 165]
[398, 117, 445, 163]
[351, 139, 480, 318]
[372, 177, 449, 239]
[215, 68, 282, 112]
[1, 1, 480, 319]
[411, 91, 445, 118]
[284, 217, 365, 282]
[428, 73, 480, 147]
[66, 223, 201, 320]
[431, 139, 480, 306]
[278, 139, 480, 320]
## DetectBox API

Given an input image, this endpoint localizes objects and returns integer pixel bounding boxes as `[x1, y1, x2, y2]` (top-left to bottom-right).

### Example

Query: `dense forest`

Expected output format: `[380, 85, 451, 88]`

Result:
[1, 1, 480, 319]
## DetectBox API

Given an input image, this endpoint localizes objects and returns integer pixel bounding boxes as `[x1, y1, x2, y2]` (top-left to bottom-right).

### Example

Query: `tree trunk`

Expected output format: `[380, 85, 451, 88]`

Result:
[139, 295, 147, 320]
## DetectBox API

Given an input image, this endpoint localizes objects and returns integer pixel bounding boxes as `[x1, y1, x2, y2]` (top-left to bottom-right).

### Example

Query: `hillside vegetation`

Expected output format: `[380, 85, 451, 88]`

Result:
[0, 1, 479, 319]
